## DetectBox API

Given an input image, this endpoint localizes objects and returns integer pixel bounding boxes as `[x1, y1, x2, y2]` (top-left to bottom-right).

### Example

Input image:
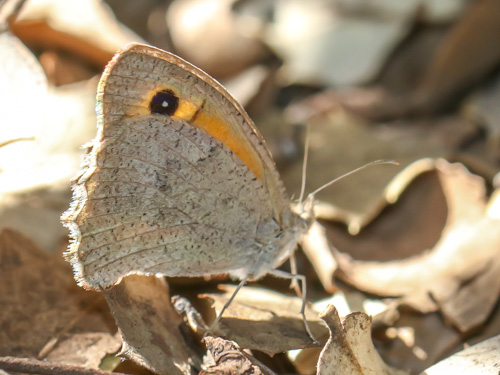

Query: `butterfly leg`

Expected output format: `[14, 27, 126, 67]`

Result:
[267, 269, 319, 344]
[288, 253, 302, 297]
[204, 276, 249, 338]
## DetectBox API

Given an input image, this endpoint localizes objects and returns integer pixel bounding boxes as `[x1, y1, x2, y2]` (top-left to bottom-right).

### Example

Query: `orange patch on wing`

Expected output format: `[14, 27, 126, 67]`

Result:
[175, 98, 199, 119]
[139, 87, 263, 179]
[190, 110, 263, 180]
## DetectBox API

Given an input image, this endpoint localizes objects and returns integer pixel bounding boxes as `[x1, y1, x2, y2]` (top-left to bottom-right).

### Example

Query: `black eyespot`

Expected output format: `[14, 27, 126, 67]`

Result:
[149, 89, 179, 116]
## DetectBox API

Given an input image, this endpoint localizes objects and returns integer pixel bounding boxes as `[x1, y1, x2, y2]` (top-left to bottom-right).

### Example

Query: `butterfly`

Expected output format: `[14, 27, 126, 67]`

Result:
[62, 43, 317, 340]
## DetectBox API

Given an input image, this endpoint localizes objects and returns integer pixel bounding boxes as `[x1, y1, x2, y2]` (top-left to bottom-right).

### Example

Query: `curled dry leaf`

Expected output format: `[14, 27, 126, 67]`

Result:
[299, 220, 338, 294]
[420, 334, 500, 375]
[291, 291, 402, 374]
[201, 336, 272, 375]
[201, 286, 327, 355]
[12, 0, 143, 67]
[412, 0, 500, 114]
[102, 275, 200, 375]
[335, 158, 500, 332]
[317, 304, 407, 375]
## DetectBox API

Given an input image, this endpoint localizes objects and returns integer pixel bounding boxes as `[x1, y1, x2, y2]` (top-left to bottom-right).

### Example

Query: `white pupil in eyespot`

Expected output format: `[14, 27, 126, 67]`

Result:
[162, 101, 169, 107]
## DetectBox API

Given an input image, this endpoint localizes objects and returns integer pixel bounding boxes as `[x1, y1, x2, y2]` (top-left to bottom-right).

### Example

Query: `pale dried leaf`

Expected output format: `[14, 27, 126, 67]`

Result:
[420, 334, 500, 375]
[336, 159, 500, 331]
[317, 304, 407, 375]
[45, 333, 121, 368]
[299, 220, 338, 293]
[313, 291, 399, 327]
[0, 79, 98, 252]
[202, 286, 327, 354]
[0, 32, 47, 191]
[0, 44, 98, 194]
[268, 0, 411, 86]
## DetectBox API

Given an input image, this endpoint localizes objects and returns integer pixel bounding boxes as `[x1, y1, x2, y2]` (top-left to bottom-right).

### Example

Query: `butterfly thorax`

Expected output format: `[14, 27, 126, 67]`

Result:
[228, 207, 309, 281]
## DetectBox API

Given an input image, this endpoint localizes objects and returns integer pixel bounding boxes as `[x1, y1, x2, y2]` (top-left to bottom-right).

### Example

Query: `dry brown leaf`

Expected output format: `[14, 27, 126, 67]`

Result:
[102, 275, 200, 375]
[339, 0, 500, 118]
[0, 228, 116, 366]
[44, 333, 121, 368]
[335, 159, 500, 332]
[465, 72, 500, 160]
[38, 49, 97, 85]
[317, 304, 407, 375]
[413, 0, 500, 113]
[420, 334, 500, 375]
[11, 0, 143, 68]
[201, 286, 327, 355]
[201, 336, 272, 375]
[460, 277, 500, 348]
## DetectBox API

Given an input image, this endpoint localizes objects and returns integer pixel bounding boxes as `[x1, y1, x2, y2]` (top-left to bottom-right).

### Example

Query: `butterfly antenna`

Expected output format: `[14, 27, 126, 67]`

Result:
[298, 123, 311, 205]
[309, 160, 399, 198]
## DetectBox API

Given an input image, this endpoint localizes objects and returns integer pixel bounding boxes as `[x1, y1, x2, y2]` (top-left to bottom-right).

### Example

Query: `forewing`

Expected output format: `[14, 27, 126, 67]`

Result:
[62, 44, 292, 289]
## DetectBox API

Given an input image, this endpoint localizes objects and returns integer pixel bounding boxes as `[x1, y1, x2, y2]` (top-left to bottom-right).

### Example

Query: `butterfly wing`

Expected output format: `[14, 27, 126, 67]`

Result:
[63, 44, 306, 290]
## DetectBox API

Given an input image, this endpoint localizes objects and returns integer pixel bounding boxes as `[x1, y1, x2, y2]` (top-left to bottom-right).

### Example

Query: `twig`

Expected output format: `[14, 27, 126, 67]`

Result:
[0, 356, 127, 375]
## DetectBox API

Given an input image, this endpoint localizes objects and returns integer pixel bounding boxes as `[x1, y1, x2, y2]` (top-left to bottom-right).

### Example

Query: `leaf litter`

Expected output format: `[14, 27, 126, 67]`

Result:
[1, 0, 500, 374]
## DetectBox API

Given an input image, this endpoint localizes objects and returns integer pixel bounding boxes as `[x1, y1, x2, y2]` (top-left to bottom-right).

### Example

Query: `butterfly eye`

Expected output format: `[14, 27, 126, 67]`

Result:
[149, 89, 179, 116]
